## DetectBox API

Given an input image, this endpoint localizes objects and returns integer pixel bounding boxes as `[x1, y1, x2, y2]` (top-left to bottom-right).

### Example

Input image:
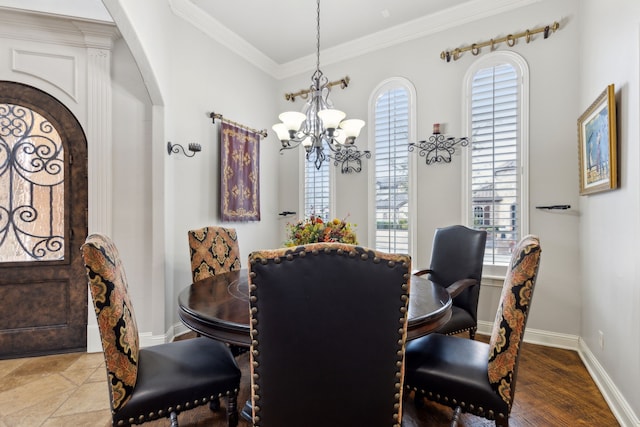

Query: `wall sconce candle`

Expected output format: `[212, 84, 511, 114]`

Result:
[409, 125, 468, 165]
[167, 142, 201, 158]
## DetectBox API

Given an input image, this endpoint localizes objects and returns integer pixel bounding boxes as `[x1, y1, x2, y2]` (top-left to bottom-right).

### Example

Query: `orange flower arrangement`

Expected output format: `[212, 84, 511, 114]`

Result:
[285, 216, 358, 247]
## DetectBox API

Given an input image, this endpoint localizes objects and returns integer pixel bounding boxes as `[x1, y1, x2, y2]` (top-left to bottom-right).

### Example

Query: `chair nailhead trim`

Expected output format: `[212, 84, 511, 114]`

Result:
[404, 386, 510, 422]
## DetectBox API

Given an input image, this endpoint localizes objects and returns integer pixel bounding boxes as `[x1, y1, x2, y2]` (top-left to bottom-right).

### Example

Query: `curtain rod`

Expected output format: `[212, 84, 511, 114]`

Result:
[441, 21, 560, 62]
[284, 76, 350, 102]
[209, 112, 268, 138]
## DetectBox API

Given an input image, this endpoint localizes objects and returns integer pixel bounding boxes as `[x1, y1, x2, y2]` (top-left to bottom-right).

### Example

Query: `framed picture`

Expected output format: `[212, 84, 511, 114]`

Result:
[578, 84, 617, 195]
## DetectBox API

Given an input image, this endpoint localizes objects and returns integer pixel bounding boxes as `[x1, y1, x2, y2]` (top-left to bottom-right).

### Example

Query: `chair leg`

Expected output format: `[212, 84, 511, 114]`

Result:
[227, 391, 239, 427]
[494, 415, 509, 427]
[170, 411, 179, 427]
[210, 397, 221, 411]
[450, 406, 461, 427]
[469, 328, 477, 340]
[413, 390, 426, 409]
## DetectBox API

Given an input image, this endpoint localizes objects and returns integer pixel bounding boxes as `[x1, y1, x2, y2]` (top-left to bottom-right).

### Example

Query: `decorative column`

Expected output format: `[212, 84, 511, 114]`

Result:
[78, 23, 118, 352]
[85, 44, 114, 235]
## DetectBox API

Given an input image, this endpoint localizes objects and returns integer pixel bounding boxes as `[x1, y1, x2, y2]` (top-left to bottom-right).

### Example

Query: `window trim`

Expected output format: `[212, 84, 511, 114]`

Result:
[461, 51, 529, 275]
[367, 77, 417, 257]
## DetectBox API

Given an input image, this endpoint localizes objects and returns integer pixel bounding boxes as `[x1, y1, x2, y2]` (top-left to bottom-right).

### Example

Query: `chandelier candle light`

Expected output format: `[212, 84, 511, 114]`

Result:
[408, 123, 469, 165]
[272, 0, 370, 174]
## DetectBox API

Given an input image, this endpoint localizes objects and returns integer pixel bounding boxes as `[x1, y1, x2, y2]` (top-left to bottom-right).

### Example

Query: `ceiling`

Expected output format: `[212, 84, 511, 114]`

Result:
[0, 0, 538, 76]
[189, 0, 473, 65]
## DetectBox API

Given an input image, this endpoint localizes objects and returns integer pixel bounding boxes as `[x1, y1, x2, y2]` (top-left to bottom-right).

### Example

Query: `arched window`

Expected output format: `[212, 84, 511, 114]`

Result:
[369, 78, 416, 255]
[463, 51, 529, 272]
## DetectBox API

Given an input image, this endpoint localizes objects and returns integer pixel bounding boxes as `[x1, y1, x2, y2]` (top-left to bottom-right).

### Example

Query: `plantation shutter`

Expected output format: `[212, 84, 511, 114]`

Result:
[470, 63, 519, 265]
[304, 156, 330, 221]
[374, 87, 409, 253]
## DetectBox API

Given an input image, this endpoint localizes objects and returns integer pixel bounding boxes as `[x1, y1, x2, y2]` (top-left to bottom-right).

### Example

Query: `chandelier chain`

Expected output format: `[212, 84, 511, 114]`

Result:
[316, 0, 321, 74]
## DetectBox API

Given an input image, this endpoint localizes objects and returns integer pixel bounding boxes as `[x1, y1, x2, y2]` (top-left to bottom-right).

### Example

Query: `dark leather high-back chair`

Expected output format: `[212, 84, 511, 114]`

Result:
[248, 243, 412, 427]
[82, 233, 241, 427]
[415, 225, 486, 339]
[188, 226, 241, 282]
[404, 235, 542, 427]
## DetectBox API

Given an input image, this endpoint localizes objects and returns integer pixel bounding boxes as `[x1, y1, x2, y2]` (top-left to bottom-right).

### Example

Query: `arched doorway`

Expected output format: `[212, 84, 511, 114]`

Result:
[0, 81, 88, 358]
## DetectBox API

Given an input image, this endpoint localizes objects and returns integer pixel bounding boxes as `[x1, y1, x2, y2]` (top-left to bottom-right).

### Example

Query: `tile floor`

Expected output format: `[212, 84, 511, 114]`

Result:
[0, 352, 111, 427]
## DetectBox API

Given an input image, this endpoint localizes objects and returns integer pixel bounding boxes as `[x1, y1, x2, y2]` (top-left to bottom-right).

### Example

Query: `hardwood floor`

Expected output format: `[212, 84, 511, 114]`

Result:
[0, 334, 619, 426]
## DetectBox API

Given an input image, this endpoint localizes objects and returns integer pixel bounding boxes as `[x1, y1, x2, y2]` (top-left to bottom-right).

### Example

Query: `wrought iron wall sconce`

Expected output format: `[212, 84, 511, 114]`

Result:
[167, 141, 201, 158]
[409, 123, 469, 165]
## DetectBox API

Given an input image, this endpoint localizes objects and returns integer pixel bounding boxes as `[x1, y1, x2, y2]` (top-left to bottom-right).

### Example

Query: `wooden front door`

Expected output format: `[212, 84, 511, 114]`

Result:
[0, 81, 88, 359]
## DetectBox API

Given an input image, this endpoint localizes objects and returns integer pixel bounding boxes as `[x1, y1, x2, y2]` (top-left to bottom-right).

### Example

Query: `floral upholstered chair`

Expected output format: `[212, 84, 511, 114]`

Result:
[82, 233, 241, 427]
[188, 226, 241, 282]
[404, 235, 542, 427]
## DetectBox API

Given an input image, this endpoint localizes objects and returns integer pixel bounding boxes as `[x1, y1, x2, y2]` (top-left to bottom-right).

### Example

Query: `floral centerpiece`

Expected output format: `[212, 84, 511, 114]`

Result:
[285, 216, 358, 247]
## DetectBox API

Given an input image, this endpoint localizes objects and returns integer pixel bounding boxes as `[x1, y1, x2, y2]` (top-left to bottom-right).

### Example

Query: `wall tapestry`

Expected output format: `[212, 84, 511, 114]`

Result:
[220, 121, 260, 221]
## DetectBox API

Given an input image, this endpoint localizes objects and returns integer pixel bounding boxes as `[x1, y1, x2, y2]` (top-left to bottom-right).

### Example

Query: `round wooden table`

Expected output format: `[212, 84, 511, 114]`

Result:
[178, 269, 452, 346]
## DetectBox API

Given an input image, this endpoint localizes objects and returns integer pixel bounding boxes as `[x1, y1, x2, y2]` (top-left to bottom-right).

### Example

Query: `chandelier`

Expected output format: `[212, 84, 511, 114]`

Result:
[272, 0, 370, 174]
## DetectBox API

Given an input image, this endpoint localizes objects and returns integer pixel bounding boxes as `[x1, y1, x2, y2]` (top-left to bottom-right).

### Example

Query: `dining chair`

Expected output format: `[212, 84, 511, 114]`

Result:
[81, 233, 241, 427]
[414, 224, 486, 339]
[188, 226, 241, 282]
[247, 243, 412, 427]
[404, 235, 542, 427]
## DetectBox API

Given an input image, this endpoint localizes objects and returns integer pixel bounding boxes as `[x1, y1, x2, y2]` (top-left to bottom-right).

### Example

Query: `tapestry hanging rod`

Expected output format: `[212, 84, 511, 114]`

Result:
[441, 21, 560, 62]
[285, 76, 350, 102]
[209, 112, 268, 138]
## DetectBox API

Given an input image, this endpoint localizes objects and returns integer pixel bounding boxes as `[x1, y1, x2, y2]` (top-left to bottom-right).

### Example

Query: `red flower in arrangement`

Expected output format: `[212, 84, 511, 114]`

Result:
[285, 215, 358, 247]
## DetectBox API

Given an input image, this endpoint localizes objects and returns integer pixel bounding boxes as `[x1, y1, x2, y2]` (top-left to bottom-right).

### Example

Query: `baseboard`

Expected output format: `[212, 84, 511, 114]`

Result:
[172, 321, 191, 339]
[476, 321, 580, 350]
[579, 339, 640, 427]
[138, 331, 169, 348]
[87, 325, 182, 353]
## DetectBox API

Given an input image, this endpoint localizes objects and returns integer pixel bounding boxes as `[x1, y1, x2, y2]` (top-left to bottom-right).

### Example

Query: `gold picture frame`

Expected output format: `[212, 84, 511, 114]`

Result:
[578, 84, 617, 195]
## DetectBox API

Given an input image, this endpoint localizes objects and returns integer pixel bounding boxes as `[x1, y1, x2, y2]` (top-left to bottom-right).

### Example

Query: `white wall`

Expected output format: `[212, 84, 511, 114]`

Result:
[579, 0, 640, 423]
[111, 36, 155, 335]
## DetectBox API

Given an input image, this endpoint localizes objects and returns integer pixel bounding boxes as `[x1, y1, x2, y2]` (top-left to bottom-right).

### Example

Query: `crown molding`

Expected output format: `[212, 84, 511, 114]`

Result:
[0, 7, 119, 49]
[173, 0, 542, 80]
[169, 0, 279, 77]
[278, 0, 543, 79]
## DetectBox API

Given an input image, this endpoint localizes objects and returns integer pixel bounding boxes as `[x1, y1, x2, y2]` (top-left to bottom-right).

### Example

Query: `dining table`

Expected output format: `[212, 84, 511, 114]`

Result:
[177, 268, 452, 422]
[178, 268, 452, 347]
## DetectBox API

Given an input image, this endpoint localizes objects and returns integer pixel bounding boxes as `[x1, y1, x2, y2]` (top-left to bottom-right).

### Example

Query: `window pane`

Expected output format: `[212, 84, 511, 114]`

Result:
[374, 88, 409, 253]
[304, 155, 330, 221]
[0, 103, 65, 262]
[470, 64, 519, 265]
